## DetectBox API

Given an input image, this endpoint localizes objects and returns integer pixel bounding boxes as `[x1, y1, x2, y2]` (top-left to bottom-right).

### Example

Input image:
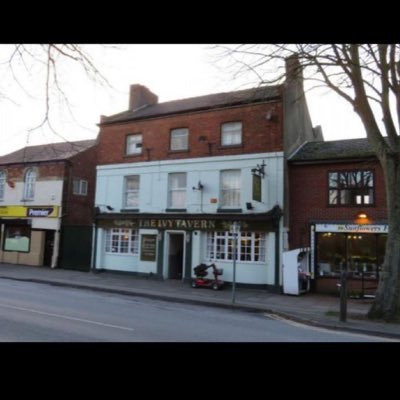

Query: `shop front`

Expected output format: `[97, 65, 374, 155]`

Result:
[311, 223, 387, 295]
[0, 205, 61, 267]
[94, 206, 283, 290]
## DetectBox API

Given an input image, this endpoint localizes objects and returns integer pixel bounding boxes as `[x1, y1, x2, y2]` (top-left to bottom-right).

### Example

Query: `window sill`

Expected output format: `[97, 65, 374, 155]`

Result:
[166, 208, 187, 213]
[168, 149, 190, 154]
[120, 208, 139, 213]
[217, 208, 242, 213]
[218, 144, 243, 150]
[21, 199, 34, 202]
[123, 153, 143, 158]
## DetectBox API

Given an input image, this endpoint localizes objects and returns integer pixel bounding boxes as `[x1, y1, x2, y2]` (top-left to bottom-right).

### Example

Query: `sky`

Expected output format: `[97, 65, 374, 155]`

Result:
[0, 44, 367, 156]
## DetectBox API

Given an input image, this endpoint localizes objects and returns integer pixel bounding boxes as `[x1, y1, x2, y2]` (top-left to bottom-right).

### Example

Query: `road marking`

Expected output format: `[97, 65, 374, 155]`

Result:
[264, 313, 399, 342]
[0, 302, 135, 332]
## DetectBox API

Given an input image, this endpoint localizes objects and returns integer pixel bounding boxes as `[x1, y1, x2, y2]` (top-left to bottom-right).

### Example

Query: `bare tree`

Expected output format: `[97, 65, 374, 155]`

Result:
[0, 44, 110, 150]
[213, 44, 400, 321]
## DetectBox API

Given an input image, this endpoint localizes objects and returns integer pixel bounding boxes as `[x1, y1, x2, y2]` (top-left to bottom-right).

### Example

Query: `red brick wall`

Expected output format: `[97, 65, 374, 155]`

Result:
[97, 102, 283, 165]
[5, 163, 66, 182]
[63, 145, 98, 226]
[289, 159, 388, 249]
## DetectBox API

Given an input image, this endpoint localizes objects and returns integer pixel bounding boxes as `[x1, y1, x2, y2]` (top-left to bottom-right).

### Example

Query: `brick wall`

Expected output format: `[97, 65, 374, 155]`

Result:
[97, 102, 283, 165]
[289, 159, 388, 249]
[5, 162, 66, 182]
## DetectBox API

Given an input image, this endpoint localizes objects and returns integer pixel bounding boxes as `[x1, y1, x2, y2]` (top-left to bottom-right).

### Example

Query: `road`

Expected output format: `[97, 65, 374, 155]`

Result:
[0, 279, 395, 342]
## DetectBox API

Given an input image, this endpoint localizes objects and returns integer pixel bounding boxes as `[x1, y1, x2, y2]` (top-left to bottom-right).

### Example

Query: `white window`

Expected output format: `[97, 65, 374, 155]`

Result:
[73, 179, 88, 195]
[126, 134, 143, 155]
[221, 122, 242, 146]
[170, 128, 189, 151]
[125, 176, 140, 208]
[220, 170, 241, 207]
[0, 170, 6, 200]
[206, 231, 266, 262]
[105, 228, 139, 254]
[24, 169, 36, 200]
[168, 173, 186, 208]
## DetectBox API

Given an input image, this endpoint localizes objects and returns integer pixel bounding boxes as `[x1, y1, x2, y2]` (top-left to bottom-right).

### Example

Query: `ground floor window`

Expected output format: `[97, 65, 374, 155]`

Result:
[316, 232, 387, 279]
[3, 226, 31, 252]
[206, 231, 266, 262]
[105, 228, 139, 254]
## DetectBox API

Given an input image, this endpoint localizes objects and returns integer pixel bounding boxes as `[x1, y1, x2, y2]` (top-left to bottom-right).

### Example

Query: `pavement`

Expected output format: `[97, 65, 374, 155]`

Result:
[1, 262, 400, 340]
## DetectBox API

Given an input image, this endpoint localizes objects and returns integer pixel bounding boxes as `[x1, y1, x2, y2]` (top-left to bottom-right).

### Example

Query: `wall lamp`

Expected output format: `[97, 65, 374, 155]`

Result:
[356, 212, 368, 220]
[251, 160, 266, 178]
[192, 180, 204, 191]
[95, 204, 114, 214]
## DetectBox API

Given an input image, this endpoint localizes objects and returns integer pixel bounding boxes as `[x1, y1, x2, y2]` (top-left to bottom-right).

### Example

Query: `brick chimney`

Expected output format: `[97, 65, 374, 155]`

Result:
[285, 54, 303, 84]
[129, 84, 158, 110]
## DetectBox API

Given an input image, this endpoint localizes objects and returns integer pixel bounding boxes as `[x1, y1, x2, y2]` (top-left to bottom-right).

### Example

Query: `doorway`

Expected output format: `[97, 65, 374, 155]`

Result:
[43, 230, 55, 267]
[168, 233, 184, 279]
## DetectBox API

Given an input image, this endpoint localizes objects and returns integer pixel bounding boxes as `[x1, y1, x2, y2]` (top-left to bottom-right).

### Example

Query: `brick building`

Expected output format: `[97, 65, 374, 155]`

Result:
[288, 138, 388, 295]
[0, 139, 97, 270]
[93, 56, 322, 290]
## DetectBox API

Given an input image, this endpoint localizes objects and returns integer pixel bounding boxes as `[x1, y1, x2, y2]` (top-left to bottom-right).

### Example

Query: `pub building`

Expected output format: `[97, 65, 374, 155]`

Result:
[92, 57, 323, 290]
[288, 138, 388, 295]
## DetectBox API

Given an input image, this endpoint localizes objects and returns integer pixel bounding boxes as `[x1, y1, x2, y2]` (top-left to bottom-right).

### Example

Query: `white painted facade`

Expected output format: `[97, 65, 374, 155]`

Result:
[94, 152, 284, 286]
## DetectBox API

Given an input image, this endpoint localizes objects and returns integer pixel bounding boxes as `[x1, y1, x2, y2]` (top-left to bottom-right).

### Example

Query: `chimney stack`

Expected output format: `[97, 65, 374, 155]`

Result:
[129, 84, 158, 110]
[285, 54, 303, 84]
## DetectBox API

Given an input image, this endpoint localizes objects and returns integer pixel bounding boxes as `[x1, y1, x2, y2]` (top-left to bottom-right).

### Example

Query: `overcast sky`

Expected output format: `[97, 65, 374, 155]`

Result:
[0, 44, 366, 156]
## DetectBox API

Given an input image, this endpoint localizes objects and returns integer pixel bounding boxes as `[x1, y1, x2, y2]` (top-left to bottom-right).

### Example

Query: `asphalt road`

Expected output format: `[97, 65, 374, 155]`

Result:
[0, 278, 395, 342]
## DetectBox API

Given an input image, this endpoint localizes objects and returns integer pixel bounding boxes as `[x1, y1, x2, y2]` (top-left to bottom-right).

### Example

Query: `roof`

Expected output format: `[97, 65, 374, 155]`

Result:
[0, 139, 97, 165]
[289, 138, 377, 162]
[101, 85, 282, 125]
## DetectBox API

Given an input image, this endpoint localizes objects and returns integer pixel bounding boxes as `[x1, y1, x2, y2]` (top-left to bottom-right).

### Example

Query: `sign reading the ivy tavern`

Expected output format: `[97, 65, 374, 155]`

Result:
[140, 235, 157, 262]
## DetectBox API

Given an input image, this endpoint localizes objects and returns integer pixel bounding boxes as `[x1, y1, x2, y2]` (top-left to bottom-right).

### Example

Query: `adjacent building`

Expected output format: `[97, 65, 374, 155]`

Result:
[93, 56, 322, 291]
[288, 138, 388, 295]
[0, 139, 97, 270]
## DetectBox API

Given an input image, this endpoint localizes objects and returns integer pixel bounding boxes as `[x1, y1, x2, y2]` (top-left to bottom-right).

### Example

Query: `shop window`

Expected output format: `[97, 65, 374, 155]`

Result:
[207, 231, 266, 262]
[170, 128, 189, 151]
[328, 170, 374, 206]
[104, 228, 139, 254]
[3, 226, 31, 252]
[0, 170, 6, 200]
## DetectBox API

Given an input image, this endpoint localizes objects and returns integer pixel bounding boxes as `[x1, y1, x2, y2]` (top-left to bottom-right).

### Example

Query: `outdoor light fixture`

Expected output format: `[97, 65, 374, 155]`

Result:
[246, 202, 254, 210]
[356, 212, 368, 219]
[192, 180, 204, 191]
[251, 160, 266, 178]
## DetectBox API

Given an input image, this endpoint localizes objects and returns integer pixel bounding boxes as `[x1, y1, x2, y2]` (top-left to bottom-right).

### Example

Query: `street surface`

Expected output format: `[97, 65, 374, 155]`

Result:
[0, 279, 395, 342]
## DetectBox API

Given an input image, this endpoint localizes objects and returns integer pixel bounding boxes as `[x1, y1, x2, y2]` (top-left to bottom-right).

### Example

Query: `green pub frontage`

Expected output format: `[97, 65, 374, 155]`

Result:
[93, 206, 283, 290]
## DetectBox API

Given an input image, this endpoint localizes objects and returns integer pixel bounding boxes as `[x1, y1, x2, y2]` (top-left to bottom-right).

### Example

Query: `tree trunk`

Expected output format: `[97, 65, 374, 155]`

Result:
[368, 154, 400, 321]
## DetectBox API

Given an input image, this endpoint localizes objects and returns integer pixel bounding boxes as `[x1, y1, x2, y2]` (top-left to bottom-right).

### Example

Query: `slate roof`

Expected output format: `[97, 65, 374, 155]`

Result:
[289, 138, 377, 162]
[101, 85, 282, 125]
[0, 139, 97, 165]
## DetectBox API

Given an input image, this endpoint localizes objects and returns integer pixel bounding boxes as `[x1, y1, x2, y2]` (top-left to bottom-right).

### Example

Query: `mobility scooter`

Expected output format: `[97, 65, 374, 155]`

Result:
[191, 263, 224, 290]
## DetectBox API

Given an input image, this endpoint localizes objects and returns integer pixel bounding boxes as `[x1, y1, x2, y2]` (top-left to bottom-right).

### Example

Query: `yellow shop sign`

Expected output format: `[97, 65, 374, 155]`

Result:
[0, 205, 59, 218]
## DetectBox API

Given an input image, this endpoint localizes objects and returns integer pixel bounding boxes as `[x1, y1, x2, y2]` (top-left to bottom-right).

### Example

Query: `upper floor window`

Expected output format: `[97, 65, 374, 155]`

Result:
[168, 172, 186, 209]
[328, 170, 374, 206]
[170, 128, 189, 151]
[126, 134, 143, 155]
[221, 121, 242, 146]
[124, 176, 140, 208]
[0, 170, 6, 200]
[24, 168, 36, 200]
[220, 169, 241, 207]
[73, 179, 88, 196]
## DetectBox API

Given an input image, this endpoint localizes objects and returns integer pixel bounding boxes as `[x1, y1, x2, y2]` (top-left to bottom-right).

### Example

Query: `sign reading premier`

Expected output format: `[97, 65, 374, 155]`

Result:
[26, 207, 58, 218]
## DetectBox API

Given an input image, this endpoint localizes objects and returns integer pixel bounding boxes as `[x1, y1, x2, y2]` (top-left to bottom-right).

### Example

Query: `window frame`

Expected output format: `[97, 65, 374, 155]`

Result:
[327, 169, 375, 207]
[168, 172, 187, 209]
[73, 179, 88, 196]
[23, 168, 36, 200]
[220, 121, 243, 147]
[104, 228, 139, 255]
[124, 175, 140, 209]
[126, 133, 143, 156]
[220, 169, 241, 208]
[0, 170, 6, 201]
[170, 128, 189, 151]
